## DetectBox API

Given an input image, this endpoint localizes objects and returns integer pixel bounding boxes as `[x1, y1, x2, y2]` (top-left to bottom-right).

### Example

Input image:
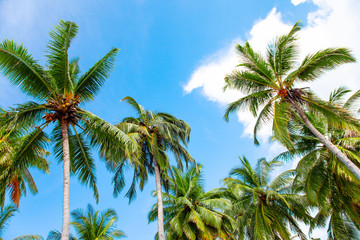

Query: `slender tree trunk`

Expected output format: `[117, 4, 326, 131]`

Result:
[291, 101, 360, 180]
[154, 159, 166, 240]
[61, 120, 71, 240]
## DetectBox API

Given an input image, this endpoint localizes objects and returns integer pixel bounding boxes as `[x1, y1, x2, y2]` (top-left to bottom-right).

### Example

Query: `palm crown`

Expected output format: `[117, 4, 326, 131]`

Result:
[223, 157, 311, 240]
[105, 96, 194, 200]
[47, 204, 125, 240]
[148, 165, 234, 240]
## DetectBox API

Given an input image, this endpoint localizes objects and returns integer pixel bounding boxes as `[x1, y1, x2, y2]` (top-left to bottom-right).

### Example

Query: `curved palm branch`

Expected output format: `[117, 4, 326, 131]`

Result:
[75, 48, 119, 101]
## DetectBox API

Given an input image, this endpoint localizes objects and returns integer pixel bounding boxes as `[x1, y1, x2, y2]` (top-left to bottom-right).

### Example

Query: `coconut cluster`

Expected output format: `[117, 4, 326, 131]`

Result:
[278, 88, 305, 103]
[43, 93, 81, 124]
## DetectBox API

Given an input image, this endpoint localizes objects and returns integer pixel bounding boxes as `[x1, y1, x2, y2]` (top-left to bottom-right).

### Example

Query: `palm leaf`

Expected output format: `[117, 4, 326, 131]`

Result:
[272, 101, 293, 150]
[47, 20, 79, 93]
[0, 39, 56, 99]
[224, 89, 275, 121]
[285, 48, 356, 86]
[75, 48, 119, 101]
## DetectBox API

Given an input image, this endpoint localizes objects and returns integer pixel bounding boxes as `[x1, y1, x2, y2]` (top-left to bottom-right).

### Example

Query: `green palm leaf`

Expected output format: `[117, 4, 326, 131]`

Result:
[75, 48, 119, 101]
[47, 20, 79, 93]
[0, 39, 56, 100]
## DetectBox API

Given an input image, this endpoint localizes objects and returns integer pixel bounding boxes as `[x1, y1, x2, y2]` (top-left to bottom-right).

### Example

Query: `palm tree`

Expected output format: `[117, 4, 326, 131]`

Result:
[275, 87, 360, 239]
[104, 97, 194, 240]
[0, 21, 137, 239]
[223, 21, 360, 180]
[148, 165, 234, 240]
[0, 205, 42, 240]
[0, 109, 50, 208]
[47, 204, 126, 240]
[223, 156, 312, 240]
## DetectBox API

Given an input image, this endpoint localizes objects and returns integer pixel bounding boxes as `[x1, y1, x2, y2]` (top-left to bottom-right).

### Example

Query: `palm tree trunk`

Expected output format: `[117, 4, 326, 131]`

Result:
[61, 120, 71, 240]
[291, 101, 360, 180]
[154, 159, 166, 240]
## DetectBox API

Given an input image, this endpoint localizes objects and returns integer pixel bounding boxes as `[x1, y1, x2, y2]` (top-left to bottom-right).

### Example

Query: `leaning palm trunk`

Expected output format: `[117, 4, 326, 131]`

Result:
[291, 101, 360, 180]
[154, 159, 166, 240]
[61, 120, 71, 240]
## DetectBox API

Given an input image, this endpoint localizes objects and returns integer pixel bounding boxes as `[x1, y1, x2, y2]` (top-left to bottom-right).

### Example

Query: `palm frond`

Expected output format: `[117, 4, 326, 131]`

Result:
[234, 42, 274, 83]
[75, 48, 119, 101]
[47, 20, 79, 93]
[344, 89, 360, 112]
[224, 89, 275, 121]
[121, 96, 146, 117]
[0, 39, 56, 99]
[253, 97, 276, 145]
[0, 205, 17, 235]
[272, 101, 293, 150]
[13, 235, 43, 240]
[285, 48, 356, 87]
[268, 21, 301, 80]
[52, 123, 99, 202]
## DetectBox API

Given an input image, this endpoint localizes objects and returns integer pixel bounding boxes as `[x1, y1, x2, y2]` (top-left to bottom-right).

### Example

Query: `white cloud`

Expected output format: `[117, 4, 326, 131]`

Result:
[183, 42, 241, 105]
[184, 0, 360, 141]
[291, 0, 308, 6]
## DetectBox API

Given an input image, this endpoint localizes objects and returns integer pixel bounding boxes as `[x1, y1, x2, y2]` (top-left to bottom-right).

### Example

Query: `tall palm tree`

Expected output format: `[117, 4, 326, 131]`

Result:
[104, 97, 194, 240]
[0, 109, 50, 208]
[223, 156, 312, 240]
[223, 21, 360, 180]
[47, 204, 126, 240]
[0, 205, 42, 240]
[148, 165, 234, 240]
[275, 87, 360, 239]
[0, 21, 137, 239]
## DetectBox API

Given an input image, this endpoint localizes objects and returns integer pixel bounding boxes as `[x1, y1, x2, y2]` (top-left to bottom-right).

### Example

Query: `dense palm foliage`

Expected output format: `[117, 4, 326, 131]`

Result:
[0, 21, 137, 239]
[148, 165, 233, 240]
[0, 109, 50, 208]
[0, 205, 42, 240]
[223, 157, 312, 240]
[223, 21, 360, 180]
[47, 204, 126, 240]
[275, 87, 360, 239]
[103, 97, 194, 240]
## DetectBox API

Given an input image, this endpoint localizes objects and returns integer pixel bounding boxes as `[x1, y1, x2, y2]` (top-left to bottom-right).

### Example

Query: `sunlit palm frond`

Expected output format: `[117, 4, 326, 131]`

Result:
[47, 20, 79, 93]
[75, 48, 119, 101]
[0, 39, 56, 100]
[285, 48, 356, 87]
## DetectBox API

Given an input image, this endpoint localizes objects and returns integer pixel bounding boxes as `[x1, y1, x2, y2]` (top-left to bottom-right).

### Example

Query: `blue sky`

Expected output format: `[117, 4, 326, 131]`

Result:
[1, 0, 360, 239]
